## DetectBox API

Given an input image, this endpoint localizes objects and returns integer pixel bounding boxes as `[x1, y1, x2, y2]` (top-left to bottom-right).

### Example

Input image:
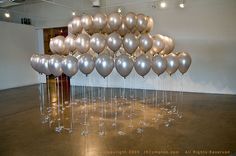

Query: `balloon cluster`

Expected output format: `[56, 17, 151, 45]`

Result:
[31, 12, 192, 78]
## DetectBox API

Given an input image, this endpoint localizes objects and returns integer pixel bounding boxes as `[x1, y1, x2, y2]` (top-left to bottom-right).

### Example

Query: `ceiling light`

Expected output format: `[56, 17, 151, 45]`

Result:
[160, 1, 167, 8]
[72, 11, 76, 16]
[179, 0, 185, 8]
[4, 12, 10, 18]
[117, 7, 122, 13]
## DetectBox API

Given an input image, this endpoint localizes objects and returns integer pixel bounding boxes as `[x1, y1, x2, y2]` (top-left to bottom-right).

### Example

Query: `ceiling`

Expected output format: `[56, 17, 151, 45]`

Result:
[0, 0, 41, 8]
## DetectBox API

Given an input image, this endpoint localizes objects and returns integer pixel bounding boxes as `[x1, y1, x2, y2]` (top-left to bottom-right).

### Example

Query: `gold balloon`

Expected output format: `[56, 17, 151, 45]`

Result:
[159, 35, 175, 55]
[64, 34, 76, 53]
[75, 33, 90, 54]
[53, 36, 66, 55]
[178, 52, 192, 74]
[152, 34, 165, 54]
[136, 14, 148, 33]
[93, 13, 107, 31]
[124, 12, 137, 30]
[139, 33, 153, 53]
[70, 16, 83, 34]
[145, 16, 154, 33]
[81, 14, 93, 31]
[118, 22, 129, 37]
[101, 23, 112, 34]
[108, 12, 122, 31]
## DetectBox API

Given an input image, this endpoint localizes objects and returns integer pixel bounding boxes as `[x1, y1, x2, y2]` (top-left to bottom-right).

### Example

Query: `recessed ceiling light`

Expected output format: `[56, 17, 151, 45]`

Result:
[160, 1, 167, 8]
[4, 12, 10, 18]
[117, 7, 122, 13]
[179, 3, 184, 8]
[72, 11, 76, 16]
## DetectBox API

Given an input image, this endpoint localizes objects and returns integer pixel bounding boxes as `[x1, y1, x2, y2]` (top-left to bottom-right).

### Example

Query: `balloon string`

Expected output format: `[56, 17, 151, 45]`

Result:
[56, 77, 61, 130]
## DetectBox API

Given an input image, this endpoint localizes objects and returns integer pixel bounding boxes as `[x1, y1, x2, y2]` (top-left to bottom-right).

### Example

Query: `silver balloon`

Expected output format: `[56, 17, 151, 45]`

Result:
[38, 55, 51, 75]
[48, 55, 63, 77]
[70, 16, 83, 34]
[53, 36, 66, 55]
[124, 12, 137, 30]
[61, 55, 78, 77]
[152, 54, 167, 76]
[90, 33, 106, 54]
[81, 14, 93, 31]
[64, 34, 76, 53]
[152, 34, 165, 54]
[30, 54, 41, 72]
[108, 12, 122, 31]
[145, 16, 154, 32]
[178, 52, 192, 74]
[95, 53, 114, 78]
[49, 38, 56, 53]
[115, 54, 133, 78]
[134, 54, 151, 77]
[136, 14, 148, 33]
[75, 33, 90, 54]
[78, 53, 95, 76]
[159, 35, 175, 55]
[139, 33, 153, 53]
[93, 13, 107, 31]
[123, 33, 139, 55]
[107, 32, 122, 52]
[118, 22, 129, 37]
[165, 53, 179, 76]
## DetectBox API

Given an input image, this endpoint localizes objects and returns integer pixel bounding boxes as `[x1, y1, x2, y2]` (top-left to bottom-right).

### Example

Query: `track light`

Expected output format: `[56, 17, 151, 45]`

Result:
[179, 0, 185, 8]
[4, 12, 10, 18]
[160, 0, 167, 8]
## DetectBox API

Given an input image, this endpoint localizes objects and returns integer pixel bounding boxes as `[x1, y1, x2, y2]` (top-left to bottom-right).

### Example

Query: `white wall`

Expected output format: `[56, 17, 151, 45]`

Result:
[11, 0, 236, 94]
[0, 21, 38, 90]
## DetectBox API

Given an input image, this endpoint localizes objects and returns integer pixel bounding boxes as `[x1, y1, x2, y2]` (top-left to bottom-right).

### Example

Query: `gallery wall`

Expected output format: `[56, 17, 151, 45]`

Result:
[0, 21, 38, 90]
[8, 0, 236, 94]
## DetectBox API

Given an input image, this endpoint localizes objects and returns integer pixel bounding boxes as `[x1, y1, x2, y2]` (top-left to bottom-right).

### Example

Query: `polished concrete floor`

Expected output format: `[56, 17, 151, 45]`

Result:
[0, 85, 236, 156]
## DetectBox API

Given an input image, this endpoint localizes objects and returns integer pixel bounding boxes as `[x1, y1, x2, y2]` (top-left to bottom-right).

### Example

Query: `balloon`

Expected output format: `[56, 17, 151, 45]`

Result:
[81, 14, 93, 31]
[38, 55, 51, 75]
[115, 54, 133, 78]
[61, 55, 78, 77]
[53, 36, 66, 55]
[134, 54, 151, 77]
[93, 13, 107, 31]
[49, 38, 56, 53]
[124, 12, 137, 30]
[73, 51, 81, 60]
[70, 16, 83, 34]
[136, 14, 148, 33]
[107, 32, 122, 52]
[139, 33, 153, 52]
[48, 55, 63, 77]
[90, 33, 106, 54]
[159, 36, 175, 55]
[178, 52, 192, 74]
[118, 22, 129, 37]
[165, 53, 179, 76]
[152, 34, 165, 54]
[95, 53, 114, 78]
[75, 33, 90, 54]
[152, 54, 167, 76]
[64, 34, 76, 53]
[78, 53, 95, 76]
[68, 21, 73, 34]
[108, 12, 122, 31]
[123, 33, 139, 55]
[145, 16, 154, 32]
[30, 54, 42, 73]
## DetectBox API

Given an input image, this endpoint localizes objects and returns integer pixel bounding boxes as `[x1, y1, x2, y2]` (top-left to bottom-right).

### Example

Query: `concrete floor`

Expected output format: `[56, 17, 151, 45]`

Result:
[0, 85, 236, 156]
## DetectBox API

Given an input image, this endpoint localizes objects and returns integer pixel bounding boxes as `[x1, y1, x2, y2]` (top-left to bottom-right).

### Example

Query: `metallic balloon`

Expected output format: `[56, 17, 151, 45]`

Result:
[139, 33, 153, 52]
[101, 23, 112, 34]
[152, 34, 165, 54]
[48, 55, 63, 77]
[145, 16, 154, 32]
[93, 13, 107, 31]
[178, 52, 192, 74]
[124, 12, 137, 30]
[64, 34, 76, 53]
[159, 35, 175, 55]
[95, 53, 114, 78]
[61, 55, 78, 77]
[134, 54, 151, 77]
[53, 36, 66, 55]
[70, 16, 83, 34]
[30, 54, 41, 72]
[49, 38, 56, 53]
[123, 33, 139, 55]
[81, 14, 93, 31]
[75, 33, 90, 54]
[118, 22, 129, 37]
[38, 55, 51, 75]
[90, 33, 106, 54]
[107, 32, 122, 52]
[165, 53, 179, 76]
[73, 51, 81, 60]
[78, 53, 95, 76]
[136, 14, 148, 33]
[152, 54, 167, 76]
[108, 12, 122, 31]
[115, 53, 133, 78]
